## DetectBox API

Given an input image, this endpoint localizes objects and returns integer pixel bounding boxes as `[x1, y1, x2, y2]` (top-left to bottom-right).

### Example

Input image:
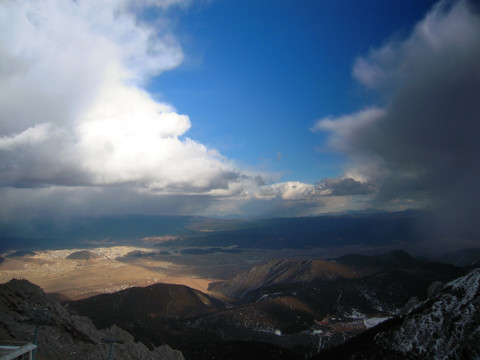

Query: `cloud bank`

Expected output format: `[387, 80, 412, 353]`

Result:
[2, 0, 479, 227]
[314, 0, 480, 234]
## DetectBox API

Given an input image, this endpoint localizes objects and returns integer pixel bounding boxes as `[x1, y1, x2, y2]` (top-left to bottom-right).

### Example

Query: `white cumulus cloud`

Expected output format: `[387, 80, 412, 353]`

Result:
[0, 0, 242, 197]
[0, 0, 277, 221]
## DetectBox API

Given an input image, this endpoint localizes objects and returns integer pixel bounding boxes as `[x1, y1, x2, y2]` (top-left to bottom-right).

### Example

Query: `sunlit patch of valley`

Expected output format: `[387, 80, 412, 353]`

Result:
[0, 246, 217, 299]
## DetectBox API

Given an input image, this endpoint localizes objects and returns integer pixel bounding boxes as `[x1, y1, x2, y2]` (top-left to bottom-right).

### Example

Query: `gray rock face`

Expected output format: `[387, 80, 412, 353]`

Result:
[374, 268, 480, 359]
[0, 279, 184, 360]
[426, 280, 443, 298]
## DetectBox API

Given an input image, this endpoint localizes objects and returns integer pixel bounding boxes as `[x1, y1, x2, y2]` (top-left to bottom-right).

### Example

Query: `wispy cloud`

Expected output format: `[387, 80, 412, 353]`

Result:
[257, 178, 375, 201]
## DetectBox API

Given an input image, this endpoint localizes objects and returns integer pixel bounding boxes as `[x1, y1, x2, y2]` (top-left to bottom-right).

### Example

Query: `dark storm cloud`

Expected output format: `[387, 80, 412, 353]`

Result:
[315, 0, 480, 237]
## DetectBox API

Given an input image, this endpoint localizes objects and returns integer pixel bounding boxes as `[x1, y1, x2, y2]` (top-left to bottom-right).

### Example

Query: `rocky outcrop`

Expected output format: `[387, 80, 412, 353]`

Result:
[374, 268, 480, 359]
[316, 267, 480, 359]
[0, 279, 184, 360]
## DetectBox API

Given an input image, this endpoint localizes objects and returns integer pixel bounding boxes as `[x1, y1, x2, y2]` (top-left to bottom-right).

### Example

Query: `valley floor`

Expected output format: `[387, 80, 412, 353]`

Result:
[0, 244, 398, 300]
[0, 246, 216, 299]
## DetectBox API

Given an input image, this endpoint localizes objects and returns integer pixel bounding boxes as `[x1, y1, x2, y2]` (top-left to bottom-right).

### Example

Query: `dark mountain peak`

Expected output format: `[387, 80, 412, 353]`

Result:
[378, 249, 412, 260]
[66, 250, 101, 260]
[336, 250, 413, 266]
[1, 278, 45, 298]
[6, 250, 37, 258]
[68, 282, 224, 330]
[437, 247, 480, 267]
[334, 250, 464, 278]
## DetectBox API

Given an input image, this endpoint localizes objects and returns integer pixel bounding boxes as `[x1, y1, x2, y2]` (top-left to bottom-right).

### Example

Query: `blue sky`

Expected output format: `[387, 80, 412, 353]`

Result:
[150, 0, 438, 183]
[0, 0, 479, 223]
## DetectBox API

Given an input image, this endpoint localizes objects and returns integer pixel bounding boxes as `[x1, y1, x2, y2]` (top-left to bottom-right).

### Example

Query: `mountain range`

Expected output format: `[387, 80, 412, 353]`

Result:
[1, 245, 478, 359]
[65, 250, 469, 359]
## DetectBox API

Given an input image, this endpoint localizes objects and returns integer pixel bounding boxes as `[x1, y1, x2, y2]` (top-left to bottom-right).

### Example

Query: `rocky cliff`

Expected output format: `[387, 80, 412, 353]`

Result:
[0, 279, 184, 360]
[373, 268, 480, 359]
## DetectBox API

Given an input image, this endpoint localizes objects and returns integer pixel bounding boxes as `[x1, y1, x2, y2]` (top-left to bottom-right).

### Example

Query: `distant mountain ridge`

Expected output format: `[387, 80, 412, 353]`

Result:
[5, 250, 37, 258]
[334, 250, 465, 279]
[436, 247, 480, 267]
[209, 258, 357, 299]
[170, 211, 426, 250]
[0, 210, 447, 252]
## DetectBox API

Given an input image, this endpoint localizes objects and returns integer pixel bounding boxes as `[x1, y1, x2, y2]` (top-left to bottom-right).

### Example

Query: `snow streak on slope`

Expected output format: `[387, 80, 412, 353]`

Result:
[376, 268, 480, 359]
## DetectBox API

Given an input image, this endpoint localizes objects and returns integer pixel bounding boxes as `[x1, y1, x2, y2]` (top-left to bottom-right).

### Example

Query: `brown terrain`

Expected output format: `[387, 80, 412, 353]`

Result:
[0, 244, 379, 301]
[1, 246, 472, 360]
[0, 247, 217, 300]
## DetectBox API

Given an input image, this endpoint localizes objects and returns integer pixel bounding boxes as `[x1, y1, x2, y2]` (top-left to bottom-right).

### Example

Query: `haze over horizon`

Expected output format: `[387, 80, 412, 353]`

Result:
[1, 0, 479, 244]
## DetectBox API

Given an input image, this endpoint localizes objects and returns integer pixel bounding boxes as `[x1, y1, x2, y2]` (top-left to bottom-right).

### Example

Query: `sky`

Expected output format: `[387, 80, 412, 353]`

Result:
[1, 0, 479, 233]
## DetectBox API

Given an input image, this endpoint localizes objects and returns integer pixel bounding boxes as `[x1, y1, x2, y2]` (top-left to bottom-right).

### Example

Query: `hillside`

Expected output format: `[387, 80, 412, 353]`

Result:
[436, 247, 480, 267]
[67, 282, 224, 329]
[0, 279, 184, 360]
[191, 265, 465, 355]
[334, 250, 465, 279]
[376, 268, 480, 359]
[5, 250, 37, 258]
[66, 250, 101, 260]
[209, 258, 357, 299]
[68, 283, 298, 360]
[317, 267, 480, 359]
[68, 250, 466, 359]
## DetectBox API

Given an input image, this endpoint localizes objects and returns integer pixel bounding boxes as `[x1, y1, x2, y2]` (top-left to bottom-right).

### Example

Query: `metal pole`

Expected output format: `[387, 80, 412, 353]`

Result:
[32, 324, 40, 360]
[108, 341, 114, 360]
[103, 338, 123, 360]
[26, 309, 54, 360]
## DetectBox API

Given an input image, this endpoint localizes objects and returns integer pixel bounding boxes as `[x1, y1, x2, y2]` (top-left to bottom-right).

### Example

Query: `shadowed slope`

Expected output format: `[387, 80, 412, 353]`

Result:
[209, 258, 357, 299]
[68, 282, 224, 330]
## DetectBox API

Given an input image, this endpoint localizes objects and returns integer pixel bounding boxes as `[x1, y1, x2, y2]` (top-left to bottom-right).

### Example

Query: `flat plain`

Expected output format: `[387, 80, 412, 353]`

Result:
[0, 246, 216, 299]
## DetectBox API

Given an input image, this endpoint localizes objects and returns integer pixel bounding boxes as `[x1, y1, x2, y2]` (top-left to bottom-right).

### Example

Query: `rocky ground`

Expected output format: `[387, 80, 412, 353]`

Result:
[0, 278, 184, 360]
[315, 268, 480, 359]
